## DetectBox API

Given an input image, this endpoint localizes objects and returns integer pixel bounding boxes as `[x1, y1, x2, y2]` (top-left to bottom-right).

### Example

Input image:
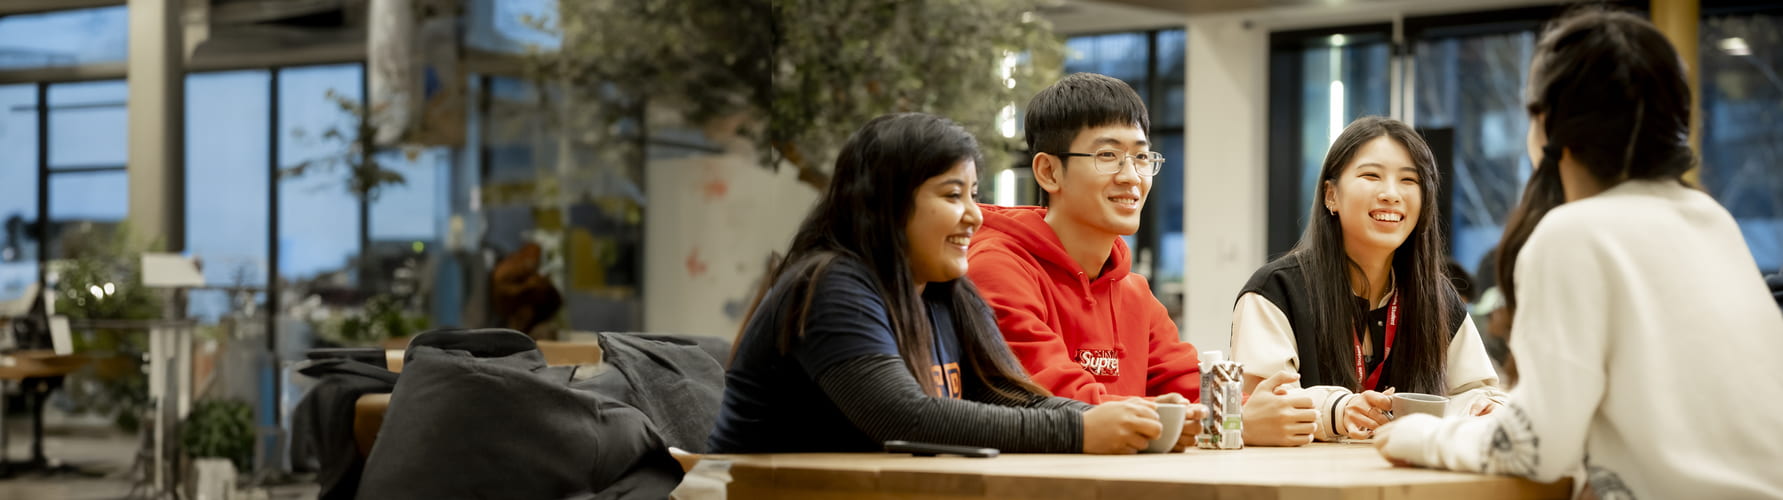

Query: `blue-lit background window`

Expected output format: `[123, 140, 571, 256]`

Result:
[186, 70, 273, 321]
[277, 64, 365, 285]
[1702, 12, 1783, 274]
[0, 6, 128, 70]
[1415, 32, 1537, 278]
[0, 84, 37, 301]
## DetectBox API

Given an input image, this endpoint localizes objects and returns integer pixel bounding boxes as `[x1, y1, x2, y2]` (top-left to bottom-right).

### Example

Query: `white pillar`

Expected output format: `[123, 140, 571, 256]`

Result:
[1182, 17, 1270, 352]
[127, 0, 185, 252]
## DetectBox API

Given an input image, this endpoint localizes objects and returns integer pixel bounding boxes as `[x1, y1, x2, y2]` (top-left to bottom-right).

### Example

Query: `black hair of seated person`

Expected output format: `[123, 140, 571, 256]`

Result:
[1447, 259, 1477, 304]
[1022, 72, 1150, 207]
[1495, 7, 1695, 383]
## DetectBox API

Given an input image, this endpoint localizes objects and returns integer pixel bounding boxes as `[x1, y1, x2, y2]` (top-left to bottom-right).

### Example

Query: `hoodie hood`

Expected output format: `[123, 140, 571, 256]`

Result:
[976, 204, 1131, 284]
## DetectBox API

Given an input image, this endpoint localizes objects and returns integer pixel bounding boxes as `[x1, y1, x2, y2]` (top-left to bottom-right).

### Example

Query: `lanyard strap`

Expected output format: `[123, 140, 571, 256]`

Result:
[1352, 292, 1400, 391]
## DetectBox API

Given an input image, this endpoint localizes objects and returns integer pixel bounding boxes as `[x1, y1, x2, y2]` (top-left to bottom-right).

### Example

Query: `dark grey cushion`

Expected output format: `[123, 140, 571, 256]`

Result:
[356, 328, 681, 500]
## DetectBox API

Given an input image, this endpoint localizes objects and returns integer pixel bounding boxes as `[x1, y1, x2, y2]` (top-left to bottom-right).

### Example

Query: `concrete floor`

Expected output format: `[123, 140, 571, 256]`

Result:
[0, 406, 317, 500]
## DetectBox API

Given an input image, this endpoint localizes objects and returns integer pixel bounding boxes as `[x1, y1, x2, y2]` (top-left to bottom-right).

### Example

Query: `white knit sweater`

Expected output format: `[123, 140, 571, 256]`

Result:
[1380, 179, 1783, 498]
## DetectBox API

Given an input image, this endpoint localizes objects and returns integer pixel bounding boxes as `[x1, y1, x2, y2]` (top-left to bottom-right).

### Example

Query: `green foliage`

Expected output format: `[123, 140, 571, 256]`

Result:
[180, 399, 255, 471]
[52, 222, 160, 431]
[281, 90, 414, 202]
[769, 0, 1064, 183]
[528, 0, 1063, 189]
[319, 293, 428, 346]
[54, 222, 162, 322]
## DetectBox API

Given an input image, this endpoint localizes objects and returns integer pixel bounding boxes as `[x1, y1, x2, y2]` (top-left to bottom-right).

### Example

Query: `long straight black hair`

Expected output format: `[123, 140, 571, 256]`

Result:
[1286, 116, 1453, 395]
[741, 112, 1049, 400]
[1493, 7, 1694, 383]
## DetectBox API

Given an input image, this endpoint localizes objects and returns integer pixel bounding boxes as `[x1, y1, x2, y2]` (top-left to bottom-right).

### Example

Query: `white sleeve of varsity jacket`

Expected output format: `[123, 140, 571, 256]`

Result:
[1231, 292, 1299, 385]
[1381, 227, 1607, 482]
[1231, 292, 1358, 442]
[1444, 315, 1508, 416]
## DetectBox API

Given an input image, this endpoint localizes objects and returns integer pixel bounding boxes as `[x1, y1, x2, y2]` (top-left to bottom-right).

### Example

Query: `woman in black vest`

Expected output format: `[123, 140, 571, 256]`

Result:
[1231, 116, 1505, 443]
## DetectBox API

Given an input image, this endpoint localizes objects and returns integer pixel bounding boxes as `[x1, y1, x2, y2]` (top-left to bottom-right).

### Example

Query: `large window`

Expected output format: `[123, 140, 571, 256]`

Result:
[0, 84, 37, 301]
[277, 64, 366, 288]
[45, 80, 129, 260]
[0, 6, 128, 70]
[186, 70, 272, 321]
[1701, 9, 1783, 274]
[479, 75, 645, 332]
[1267, 27, 1394, 257]
[1413, 30, 1537, 277]
[1061, 29, 1188, 309]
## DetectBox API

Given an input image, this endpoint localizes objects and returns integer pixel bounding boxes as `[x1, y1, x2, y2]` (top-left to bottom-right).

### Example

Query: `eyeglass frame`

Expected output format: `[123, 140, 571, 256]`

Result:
[1046, 148, 1166, 176]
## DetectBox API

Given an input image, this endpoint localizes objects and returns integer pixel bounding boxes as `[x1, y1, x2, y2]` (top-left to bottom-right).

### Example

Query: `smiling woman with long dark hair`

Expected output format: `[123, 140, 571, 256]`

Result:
[1231, 116, 1507, 445]
[1374, 8, 1783, 498]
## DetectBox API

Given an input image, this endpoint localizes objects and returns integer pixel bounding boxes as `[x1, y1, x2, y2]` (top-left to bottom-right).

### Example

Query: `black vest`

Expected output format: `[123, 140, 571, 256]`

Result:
[1237, 253, 1465, 391]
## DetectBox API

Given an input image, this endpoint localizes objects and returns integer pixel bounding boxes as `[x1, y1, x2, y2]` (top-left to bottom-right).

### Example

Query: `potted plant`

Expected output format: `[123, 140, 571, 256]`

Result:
[181, 398, 254, 499]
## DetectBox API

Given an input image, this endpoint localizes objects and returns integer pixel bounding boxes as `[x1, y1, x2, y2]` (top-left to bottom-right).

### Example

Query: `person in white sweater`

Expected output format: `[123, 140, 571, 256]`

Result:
[1231, 116, 1506, 446]
[1375, 8, 1783, 499]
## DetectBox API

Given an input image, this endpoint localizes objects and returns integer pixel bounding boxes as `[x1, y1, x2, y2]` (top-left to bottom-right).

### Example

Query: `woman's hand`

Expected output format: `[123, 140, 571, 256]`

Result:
[1240, 371, 1317, 446]
[1082, 398, 1163, 454]
[1342, 388, 1394, 439]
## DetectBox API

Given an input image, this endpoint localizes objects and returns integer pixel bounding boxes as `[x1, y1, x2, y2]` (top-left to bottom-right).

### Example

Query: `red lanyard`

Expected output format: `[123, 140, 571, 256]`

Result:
[1352, 292, 1399, 391]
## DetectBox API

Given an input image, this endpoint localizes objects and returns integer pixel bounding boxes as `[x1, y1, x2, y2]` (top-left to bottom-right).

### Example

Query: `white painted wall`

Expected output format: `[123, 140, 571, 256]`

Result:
[642, 135, 820, 339]
[1181, 17, 1270, 353]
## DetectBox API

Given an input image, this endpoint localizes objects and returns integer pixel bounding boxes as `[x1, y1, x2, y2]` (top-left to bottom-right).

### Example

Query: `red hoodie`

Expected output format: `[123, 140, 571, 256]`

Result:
[967, 204, 1201, 404]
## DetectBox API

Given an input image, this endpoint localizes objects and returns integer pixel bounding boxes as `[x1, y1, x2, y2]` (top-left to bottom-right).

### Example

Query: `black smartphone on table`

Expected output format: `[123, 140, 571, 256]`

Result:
[884, 440, 999, 458]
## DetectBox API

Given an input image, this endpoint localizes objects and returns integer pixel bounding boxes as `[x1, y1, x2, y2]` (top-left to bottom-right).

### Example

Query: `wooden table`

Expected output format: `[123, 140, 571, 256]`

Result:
[714, 443, 1570, 499]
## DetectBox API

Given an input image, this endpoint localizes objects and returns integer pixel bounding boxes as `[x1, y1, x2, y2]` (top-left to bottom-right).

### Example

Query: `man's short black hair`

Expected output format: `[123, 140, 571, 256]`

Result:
[1023, 73, 1151, 160]
[1023, 73, 1150, 206]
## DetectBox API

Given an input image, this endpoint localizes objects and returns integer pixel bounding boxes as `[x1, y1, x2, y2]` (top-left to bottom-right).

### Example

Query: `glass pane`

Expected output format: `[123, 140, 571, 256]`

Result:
[365, 146, 449, 300]
[1701, 14, 1783, 274]
[1153, 134, 1186, 282]
[0, 84, 38, 301]
[278, 64, 364, 285]
[0, 6, 128, 70]
[186, 71, 271, 314]
[1156, 30, 1187, 128]
[1413, 32, 1536, 277]
[1276, 32, 1397, 242]
[48, 80, 128, 168]
[1065, 32, 1147, 80]
[466, 0, 560, 53]
[1064, 32, 1149, 104]
[369, 148, 448, 243]
[48, 171, 128, 259]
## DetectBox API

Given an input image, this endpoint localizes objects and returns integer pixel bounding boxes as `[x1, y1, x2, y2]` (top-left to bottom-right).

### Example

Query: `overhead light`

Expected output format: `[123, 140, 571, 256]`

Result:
[996, 169, 1017, 207]
[1330, 34, 1347, 47]
[1329, 80, 1345, 145]
[999, 105, 1017, 139]
[1719, 37, 1751, 56]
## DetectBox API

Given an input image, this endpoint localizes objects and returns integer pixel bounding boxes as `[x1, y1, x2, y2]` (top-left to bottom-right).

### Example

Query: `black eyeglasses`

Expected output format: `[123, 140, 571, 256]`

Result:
[1050, 149, 1165, 176]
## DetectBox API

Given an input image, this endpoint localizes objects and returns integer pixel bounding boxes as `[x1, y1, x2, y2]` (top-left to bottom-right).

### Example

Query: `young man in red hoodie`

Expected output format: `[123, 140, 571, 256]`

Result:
[968, 73, 1319, 446]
